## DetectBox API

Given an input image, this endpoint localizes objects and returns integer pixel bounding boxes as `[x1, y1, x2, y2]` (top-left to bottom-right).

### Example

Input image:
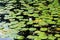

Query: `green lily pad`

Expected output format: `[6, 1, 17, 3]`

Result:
[40, 28, 48, 31]
[29, 28, 36, 31]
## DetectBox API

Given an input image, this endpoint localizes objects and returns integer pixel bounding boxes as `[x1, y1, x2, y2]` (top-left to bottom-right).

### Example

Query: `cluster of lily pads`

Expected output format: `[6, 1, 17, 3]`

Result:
[0, 0, 60, 40]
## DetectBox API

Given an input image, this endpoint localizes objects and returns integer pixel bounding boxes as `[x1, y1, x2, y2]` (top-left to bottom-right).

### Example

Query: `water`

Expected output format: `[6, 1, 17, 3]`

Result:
[0, 38, 14, 40]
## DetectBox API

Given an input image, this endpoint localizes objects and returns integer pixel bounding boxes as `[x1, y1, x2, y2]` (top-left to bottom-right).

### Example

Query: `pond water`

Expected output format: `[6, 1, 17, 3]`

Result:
[0, 38, 13, 40]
